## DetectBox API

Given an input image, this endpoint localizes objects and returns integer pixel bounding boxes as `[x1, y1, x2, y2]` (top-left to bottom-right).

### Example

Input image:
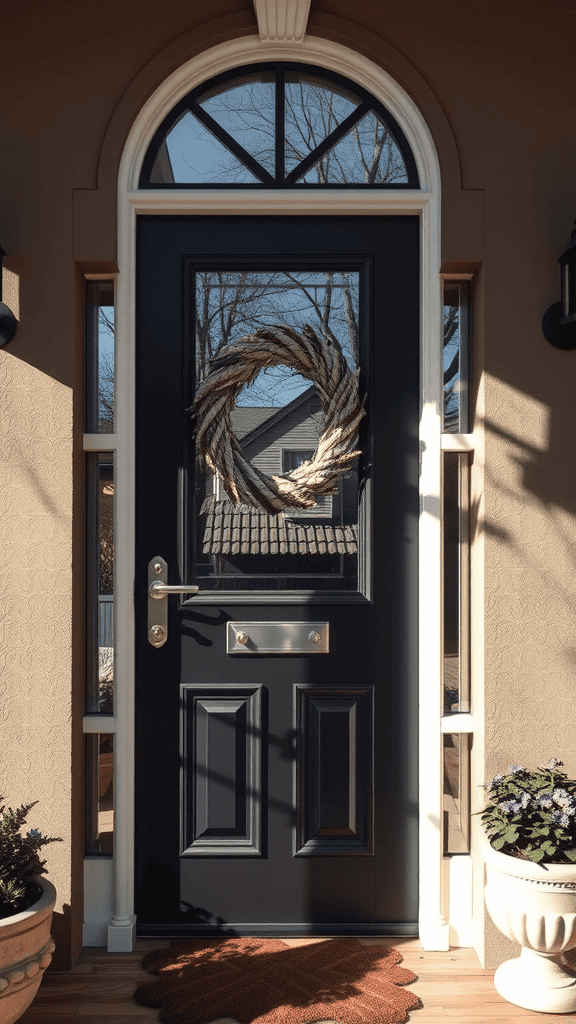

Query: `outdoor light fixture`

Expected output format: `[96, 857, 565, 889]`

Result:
[542, 220, 576, 350]
[0, 246, 17, 346]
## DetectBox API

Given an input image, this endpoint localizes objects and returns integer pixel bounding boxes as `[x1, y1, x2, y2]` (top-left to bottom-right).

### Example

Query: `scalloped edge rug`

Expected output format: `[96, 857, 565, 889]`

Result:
[133, 937, 420, 1024]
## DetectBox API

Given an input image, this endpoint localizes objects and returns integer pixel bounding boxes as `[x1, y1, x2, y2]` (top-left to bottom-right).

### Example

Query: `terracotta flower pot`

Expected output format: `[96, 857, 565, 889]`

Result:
[0, 878, 56, 1024]
[483, 838, 576, 1012]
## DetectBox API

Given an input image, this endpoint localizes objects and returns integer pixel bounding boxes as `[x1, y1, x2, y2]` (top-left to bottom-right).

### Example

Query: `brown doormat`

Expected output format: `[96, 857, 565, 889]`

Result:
[133, 937, 420, 1024]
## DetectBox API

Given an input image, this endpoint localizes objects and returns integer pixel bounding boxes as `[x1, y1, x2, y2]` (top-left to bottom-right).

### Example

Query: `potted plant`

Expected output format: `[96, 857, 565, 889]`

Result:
[479, 758, 576, 1012]
[0, 799, 61, 1024]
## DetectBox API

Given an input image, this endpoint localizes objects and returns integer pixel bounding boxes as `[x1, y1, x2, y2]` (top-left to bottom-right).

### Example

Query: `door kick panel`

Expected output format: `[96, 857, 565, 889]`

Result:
[227, 621, 329, 654]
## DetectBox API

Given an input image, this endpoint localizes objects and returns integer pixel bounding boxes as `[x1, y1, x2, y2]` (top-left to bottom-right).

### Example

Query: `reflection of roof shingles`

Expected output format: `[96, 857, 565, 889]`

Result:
[204, 399, 357, 556]
[201, 499, 357, 555]
[231, 407, 278, 440]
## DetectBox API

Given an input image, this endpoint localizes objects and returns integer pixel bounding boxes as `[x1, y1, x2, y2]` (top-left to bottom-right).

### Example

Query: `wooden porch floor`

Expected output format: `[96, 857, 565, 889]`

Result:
[19, 938, 576, 1024]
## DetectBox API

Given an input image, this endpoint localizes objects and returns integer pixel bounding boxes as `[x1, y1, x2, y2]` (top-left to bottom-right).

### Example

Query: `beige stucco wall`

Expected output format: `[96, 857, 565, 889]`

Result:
[0, 353, 77, 966]
[1, 0, 576, 969]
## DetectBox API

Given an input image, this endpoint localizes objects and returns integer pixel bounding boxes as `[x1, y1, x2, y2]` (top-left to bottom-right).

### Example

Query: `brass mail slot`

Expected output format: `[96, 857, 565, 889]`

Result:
[227, 622, 329, 654]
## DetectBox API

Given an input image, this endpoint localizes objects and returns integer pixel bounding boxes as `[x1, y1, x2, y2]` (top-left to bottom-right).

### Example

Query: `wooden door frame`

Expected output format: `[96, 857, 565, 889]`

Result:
[93, 33, 452, 952]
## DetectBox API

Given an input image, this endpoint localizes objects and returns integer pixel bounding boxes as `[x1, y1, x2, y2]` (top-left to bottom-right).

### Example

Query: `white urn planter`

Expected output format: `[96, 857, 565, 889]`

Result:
[483, 838, 576, 1013]
[0, 878, 56, 1024]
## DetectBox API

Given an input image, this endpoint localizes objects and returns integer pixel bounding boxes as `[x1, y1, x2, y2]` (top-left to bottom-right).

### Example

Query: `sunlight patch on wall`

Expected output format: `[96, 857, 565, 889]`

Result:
[2, 267, 19, 321]
[484, 372, 550, 455]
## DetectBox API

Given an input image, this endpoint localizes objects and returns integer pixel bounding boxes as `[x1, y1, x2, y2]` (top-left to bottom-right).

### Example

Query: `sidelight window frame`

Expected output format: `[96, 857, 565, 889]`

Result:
[439, 273, 475, 945]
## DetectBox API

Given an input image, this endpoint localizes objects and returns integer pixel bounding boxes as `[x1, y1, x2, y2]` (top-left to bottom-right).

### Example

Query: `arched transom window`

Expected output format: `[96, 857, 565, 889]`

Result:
[140, 63, 419, 188]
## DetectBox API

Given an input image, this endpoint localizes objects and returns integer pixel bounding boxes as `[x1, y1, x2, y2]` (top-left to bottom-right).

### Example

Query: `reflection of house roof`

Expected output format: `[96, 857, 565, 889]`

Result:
[201, 499, 357, 555]
[235, 387, 318, 447]
[231, 407, 278, 440]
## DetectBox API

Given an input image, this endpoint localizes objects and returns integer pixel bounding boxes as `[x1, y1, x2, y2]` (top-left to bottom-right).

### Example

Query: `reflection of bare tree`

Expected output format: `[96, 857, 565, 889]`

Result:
[98, 308, 114, 431]
[284, 270, 359, 364]
[196, 271, 273, 380]
[99, 467, 114, 595]
[285, 81, 406, 184]
[195, 271, 360, 405]
[195, 78, 407, 185]
[443, 303, 460, 427]
[179, 79, 404, 400]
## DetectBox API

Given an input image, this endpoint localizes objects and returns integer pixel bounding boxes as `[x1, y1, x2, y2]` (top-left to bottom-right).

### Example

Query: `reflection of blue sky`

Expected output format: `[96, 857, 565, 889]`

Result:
[237, 368, 311, 407]
[163, 77, 406, 185]
[98, 305, 114, 425]
[166, 112, 258, 183]
[200, 79, 276, 175]
[298, 111, 407, 184]
[284, 79, 358, 172]
[98, 306, 114, 360]
[196, 271, 359, 408]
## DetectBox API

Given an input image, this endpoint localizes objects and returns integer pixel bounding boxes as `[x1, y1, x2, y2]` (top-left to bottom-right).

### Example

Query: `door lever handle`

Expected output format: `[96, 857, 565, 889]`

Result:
[149, 581, 200, 599]
[147, 555, 199, 647]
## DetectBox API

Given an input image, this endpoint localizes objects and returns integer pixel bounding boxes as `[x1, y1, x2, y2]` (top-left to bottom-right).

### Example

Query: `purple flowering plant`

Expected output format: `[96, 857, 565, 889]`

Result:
[478, 759, 576, 864]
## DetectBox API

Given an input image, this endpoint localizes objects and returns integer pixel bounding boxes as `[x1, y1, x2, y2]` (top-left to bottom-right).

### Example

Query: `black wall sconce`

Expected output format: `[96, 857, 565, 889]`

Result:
[542, 221, 576, 350]
[0, 246, 18, 346]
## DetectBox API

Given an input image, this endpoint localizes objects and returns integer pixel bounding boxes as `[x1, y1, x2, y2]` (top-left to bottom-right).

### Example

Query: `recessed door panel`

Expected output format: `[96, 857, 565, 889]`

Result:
[181, 685, 264, 856]
[295, 684, 373, 856]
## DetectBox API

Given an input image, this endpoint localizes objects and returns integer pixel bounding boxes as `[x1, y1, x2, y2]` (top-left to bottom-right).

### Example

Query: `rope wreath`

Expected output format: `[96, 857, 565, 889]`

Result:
[191, 324, 365, 514]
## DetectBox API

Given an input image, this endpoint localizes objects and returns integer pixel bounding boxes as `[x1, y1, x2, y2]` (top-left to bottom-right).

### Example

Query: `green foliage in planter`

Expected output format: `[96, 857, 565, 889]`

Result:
[0, 799, 61, 918]
[478, 758, 576, 864]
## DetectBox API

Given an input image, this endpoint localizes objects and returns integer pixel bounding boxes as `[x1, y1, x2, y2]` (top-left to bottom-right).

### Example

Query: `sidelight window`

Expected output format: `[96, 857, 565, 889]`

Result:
[85, 281, 116, 857]
[441, 279, 472, 858]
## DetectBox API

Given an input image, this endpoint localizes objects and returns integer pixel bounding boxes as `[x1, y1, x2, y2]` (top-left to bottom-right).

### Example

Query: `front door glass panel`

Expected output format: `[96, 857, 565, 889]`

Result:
[192, 268, 362, 592]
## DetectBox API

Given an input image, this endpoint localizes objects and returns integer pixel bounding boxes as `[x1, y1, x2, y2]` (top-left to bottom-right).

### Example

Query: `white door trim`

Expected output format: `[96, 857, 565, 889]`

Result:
[108, 32, 445, 952]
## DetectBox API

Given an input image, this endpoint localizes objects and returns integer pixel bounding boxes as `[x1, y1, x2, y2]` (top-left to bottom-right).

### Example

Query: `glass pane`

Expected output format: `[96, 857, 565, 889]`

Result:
[193, 269, 361, 591]
[141, 63, 419, 188]
[284, 74, 360, 175]
[86, 453, 114, 714]
[154, 110, 260, 184]
[443, 453, 470, 715]
[443, 733, 470, 854]
[443, 281, 469, 432]
[86, 282, 114, 432]
[86, 734, 114, 855]
[296, 110, 409, 184]
[199, 74, 276, 177]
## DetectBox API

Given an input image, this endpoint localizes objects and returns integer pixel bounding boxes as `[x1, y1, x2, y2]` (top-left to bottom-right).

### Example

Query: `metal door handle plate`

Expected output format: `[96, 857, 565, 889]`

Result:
[147, 556, 199, 647]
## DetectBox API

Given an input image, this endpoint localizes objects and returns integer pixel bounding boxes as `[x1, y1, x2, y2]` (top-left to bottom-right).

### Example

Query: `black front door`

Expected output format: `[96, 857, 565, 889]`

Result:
[135, 215, 419, 935]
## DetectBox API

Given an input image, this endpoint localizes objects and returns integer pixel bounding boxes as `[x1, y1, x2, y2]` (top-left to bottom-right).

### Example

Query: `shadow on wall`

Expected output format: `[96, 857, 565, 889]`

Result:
[48, 903, 72, 972]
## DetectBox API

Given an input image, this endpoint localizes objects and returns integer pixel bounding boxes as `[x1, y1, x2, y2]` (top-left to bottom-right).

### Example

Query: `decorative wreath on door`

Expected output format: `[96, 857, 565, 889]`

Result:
[191, 325, 365, 515]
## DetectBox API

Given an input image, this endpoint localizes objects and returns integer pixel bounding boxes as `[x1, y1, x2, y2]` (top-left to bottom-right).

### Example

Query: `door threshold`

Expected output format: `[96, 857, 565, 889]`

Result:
[137, 923, 419, 938]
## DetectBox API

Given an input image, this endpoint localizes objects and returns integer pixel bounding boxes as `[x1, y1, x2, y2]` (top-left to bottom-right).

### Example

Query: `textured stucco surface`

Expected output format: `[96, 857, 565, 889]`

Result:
[481, 370, 576, 966]
[0, 352, 73, 957]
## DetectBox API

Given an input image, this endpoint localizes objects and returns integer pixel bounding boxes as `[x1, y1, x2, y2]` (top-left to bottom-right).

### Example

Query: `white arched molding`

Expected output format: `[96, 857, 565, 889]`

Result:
[110, 34, 445, 952]
[253, 0, 312, 43]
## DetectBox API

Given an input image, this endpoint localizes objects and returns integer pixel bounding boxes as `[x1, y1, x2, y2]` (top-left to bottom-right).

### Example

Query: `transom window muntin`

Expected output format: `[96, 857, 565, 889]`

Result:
[140, 63, 419, 189]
